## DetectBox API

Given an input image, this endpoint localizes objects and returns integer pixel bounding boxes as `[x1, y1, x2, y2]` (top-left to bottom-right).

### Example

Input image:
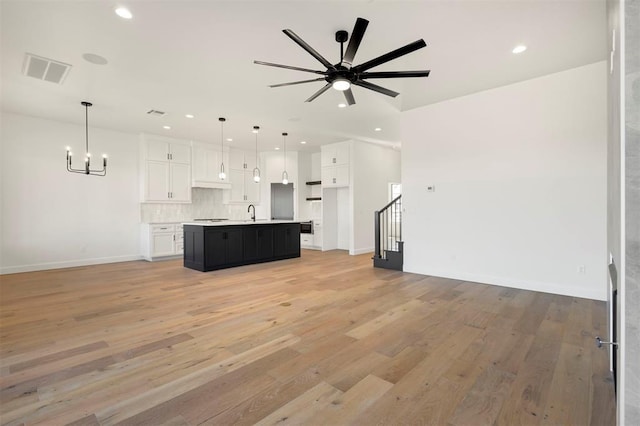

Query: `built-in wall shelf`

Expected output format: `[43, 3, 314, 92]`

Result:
[306, 197, 322, 201]
[306, 181, 322, 186]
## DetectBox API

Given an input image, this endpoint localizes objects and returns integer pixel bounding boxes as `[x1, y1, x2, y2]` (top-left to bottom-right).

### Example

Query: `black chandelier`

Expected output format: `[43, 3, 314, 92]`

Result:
[65, 101, 107, 176]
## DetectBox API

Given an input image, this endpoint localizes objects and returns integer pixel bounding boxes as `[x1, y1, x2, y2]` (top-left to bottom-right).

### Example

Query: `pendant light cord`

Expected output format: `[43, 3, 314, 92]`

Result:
[85, 103, 89, 155]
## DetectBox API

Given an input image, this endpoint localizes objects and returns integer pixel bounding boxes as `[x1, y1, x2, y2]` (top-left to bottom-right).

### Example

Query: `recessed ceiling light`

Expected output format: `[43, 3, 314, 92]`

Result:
[115, 7, 133, 19]
[300, 141, 307, 144]
[374, 127, 382, 132]
[338, 103, 347, 108]
[163, 125, 171, 130]
[512, 45, 527, 54]
[275, 147, 280, 150]
[226, 138, 233, 142]
[185, 114, 194, 119]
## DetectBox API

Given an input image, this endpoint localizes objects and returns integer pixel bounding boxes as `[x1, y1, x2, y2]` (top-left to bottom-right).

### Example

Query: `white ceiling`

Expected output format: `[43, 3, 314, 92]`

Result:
[1, 0, 606, 152]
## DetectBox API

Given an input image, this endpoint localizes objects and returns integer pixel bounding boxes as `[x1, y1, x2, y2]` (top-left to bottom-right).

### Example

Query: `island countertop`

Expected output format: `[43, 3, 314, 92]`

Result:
[182, 220, 300, 227]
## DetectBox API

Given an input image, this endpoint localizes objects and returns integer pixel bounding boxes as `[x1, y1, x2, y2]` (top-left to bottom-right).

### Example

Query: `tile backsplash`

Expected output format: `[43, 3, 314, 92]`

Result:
[140, 188, 252, 223]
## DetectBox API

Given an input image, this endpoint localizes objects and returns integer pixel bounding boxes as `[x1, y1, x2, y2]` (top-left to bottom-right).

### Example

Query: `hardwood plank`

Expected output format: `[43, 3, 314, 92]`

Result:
[0, 252, 615, 425]
[448, 365, 516, 426]
[320, 374, 393, 424]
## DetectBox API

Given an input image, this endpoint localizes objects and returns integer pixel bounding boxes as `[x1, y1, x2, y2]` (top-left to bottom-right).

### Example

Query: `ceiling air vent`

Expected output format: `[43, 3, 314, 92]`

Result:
[146, 109, 166, 116]
[22, 53, 71, 84]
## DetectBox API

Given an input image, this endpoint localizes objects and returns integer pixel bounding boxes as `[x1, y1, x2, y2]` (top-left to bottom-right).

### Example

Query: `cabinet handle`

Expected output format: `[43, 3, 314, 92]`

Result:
[332, 157, 336, 163]
[170, 153, 173, 160]
[332, 178, 336, 184]
[167, 153, 170, 160]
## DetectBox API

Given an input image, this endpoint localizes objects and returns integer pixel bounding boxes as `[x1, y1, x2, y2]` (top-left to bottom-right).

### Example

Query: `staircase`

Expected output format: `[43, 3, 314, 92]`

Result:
[373, 195, 403, 270]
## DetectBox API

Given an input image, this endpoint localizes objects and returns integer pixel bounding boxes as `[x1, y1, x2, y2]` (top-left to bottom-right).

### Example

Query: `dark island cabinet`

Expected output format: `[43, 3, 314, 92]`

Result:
[184, 223, 300, 272]
[243, 225, 274, 262]
[204, 228, 244, 269]
[274, 223, 301, 257]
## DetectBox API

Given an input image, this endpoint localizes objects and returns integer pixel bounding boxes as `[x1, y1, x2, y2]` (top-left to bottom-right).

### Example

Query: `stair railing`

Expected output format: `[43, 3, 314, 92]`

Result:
[374, 194, 402, 260]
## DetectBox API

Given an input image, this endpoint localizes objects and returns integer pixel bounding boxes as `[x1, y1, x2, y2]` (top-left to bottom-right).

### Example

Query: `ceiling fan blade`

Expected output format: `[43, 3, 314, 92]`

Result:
[342, 18, 369, 67]
[283, 29, 335, 70]
[344, 88, 356, 105]
[360, 70, 430, 79]
[270, 78, 327, 88]
[353, 39, 427, 73]
[353, 80, 400, 98]
[254, 60, 327, 75]
[305, 83, 332, 102]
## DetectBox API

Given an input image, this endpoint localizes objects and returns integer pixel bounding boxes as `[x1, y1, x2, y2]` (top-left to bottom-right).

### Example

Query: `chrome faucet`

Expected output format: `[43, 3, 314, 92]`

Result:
[247, 204, 256, 222]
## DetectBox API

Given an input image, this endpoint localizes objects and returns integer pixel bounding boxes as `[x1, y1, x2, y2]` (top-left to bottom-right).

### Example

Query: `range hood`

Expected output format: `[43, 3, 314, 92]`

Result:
[192, 180, 231, 189]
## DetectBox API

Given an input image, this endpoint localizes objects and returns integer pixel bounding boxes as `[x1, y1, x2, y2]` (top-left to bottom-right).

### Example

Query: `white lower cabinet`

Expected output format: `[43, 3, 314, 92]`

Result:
[300, 234, 313, 248]
[141, 223, 184, 261]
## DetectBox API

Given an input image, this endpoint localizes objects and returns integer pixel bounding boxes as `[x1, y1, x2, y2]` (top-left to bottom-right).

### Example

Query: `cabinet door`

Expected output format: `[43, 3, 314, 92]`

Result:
[244, 151, 257, 171]
[243, 227, 259, 261]
[321, 167, 336, 188]
[244, 171, 260, 203]
[229, 149, 245, 170]
[146, 161, 171, 201]
[274, 224, 300, 257]
[147, 139, 170, 162]
[170, 143, 191, 164]
[205, 229, 227, 268]
[321, 147, 337, 167]
[335, 164, 349, 187]
[152, 233, 175, 256]
[170, 163, 191, 201]
[335, 143, 350, 165]
[226, 228, 244, 264]
[229, 169, 245, 202]
[243, 226, 273, 261]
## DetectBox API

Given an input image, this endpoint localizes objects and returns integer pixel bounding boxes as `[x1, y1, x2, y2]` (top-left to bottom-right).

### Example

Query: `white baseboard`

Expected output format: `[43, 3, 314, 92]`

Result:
[351, 247, 374, 256]
[403, 267, 606, 301]
[0, 255, 144, 275]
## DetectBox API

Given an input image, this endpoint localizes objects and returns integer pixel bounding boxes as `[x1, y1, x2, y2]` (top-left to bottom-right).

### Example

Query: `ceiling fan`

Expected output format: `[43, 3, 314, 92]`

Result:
[254, 17, 430, 106]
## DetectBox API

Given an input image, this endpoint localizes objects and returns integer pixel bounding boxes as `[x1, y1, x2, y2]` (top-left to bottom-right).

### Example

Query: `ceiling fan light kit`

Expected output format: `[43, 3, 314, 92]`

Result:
[255, 17, 430, 105]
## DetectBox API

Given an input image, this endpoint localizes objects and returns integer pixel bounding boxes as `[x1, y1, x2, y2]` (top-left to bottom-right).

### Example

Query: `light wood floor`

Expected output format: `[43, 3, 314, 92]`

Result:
[0, 250, 615, 425]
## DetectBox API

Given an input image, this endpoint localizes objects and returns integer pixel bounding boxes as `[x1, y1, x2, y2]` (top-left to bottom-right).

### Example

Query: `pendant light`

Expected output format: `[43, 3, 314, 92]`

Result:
[65, 101, 107, 176]
[252, 126, 261, 183]
[281, 132, 289, 185]
[218, 117, 226, 180]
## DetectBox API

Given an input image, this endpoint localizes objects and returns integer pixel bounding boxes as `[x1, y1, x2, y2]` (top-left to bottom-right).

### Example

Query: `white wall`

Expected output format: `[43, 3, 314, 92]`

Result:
[401, 61, 608, 301]
[0, 112, 141, 273]
[352, 141, 401, 255]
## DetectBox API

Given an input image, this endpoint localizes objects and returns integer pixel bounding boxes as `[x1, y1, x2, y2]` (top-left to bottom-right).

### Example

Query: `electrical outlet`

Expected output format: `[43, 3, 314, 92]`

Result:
[577, 265, 586, 274]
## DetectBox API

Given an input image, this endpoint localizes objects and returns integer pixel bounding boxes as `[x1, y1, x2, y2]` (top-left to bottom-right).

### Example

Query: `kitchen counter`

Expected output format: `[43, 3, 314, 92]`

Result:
[182, 220, 299, 226]
[183, 221, 301, 272]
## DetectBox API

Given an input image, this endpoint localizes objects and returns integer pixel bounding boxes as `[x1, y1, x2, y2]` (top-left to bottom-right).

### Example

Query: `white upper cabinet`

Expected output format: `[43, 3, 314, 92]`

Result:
[141, 135, 192, 203]
[191, 142, 230, 188]
[228, 148, 260, 203]
[321, 141, 350, 188]
[230, 149, 258, 171]
[321, 143, 350, 167]
[147, 140, 190, 164]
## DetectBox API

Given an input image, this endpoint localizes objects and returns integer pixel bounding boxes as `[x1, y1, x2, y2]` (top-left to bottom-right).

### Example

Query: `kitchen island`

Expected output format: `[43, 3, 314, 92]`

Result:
[182, 220, 300, 272]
